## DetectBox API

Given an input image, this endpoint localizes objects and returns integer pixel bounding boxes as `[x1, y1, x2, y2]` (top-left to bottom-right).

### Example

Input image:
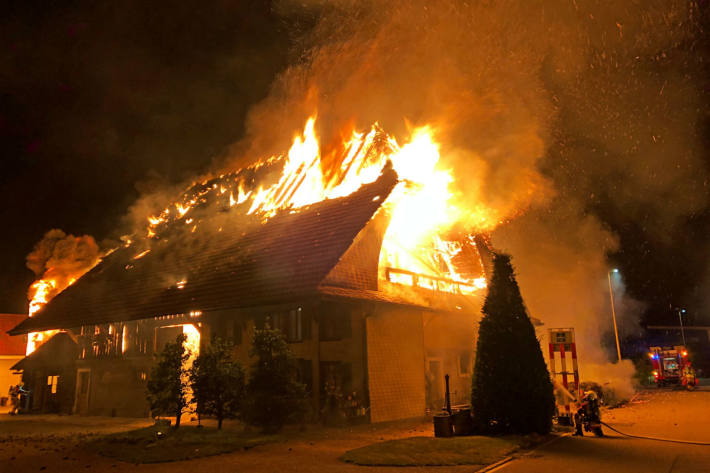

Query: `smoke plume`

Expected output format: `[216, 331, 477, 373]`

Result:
[219, 0, 707, 383]
[26, 229, 101, 305]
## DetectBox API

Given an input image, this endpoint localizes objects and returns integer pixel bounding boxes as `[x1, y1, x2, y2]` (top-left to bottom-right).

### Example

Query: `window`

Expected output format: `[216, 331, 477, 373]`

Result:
[211, 316, 242, 345]
[320, 307, 351, 341]
[271, 308, 310, 342]
[458, 351, 473, 376]
[47, 375, 59, 394]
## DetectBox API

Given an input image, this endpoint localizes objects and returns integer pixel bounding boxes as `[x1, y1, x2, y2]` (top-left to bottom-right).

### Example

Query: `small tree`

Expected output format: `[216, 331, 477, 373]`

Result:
[190, 337, 245, 429]
[471, 253, 555, 434]
[147, 333, 190, 428]
[243, 325, 308, 433]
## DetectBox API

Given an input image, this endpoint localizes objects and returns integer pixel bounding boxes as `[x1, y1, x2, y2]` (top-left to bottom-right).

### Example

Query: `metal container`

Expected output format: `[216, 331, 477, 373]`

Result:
[451, 408, 473, 436]
[433, 413, 453, 437]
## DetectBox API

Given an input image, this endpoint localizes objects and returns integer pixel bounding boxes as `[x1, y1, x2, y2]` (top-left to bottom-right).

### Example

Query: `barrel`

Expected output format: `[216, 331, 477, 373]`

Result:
[451, 408, 473, 436]
[433, 413, 453, 437]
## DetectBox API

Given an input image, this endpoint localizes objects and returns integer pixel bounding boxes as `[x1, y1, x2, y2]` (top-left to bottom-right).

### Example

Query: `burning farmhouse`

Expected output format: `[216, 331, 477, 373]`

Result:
[9, 118, 493, 422]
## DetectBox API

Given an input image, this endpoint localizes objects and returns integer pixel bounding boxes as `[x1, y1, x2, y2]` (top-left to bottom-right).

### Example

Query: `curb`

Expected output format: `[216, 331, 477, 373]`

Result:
[474, 455, 514, 473]
[474, 433, 572, 473]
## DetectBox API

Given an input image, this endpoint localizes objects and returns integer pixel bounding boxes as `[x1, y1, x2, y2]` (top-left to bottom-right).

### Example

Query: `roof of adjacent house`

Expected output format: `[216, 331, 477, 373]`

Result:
[0, 314, 27, 355]
[10, 168, 399, 335]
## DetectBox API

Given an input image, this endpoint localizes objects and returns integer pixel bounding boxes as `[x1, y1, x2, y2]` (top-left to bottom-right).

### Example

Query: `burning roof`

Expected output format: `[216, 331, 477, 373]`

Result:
[10, 169, 398, 335]
[13, 117, 490, 337]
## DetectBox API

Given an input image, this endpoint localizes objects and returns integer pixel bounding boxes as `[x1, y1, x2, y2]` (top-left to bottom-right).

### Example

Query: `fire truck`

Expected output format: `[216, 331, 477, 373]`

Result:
[649, 346, 697, 388]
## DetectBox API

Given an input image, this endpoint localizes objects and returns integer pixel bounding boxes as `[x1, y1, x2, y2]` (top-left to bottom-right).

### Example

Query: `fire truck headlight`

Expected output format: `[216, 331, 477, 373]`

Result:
[682, 351, 688, 357]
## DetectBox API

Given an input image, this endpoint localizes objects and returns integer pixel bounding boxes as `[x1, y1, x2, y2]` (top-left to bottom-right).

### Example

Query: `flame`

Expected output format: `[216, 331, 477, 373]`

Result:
[176, 203, 191, 217]
[183, 323, 200, 356]
[26, 278, 68, 355]
[133, 249, 151, 260]
[136, 115, 489, 296]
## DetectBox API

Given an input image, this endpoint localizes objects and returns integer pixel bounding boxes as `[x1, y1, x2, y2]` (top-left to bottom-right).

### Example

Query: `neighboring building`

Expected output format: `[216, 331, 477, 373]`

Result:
[9, 169, 488, 422]
[0, 314, 26, 408]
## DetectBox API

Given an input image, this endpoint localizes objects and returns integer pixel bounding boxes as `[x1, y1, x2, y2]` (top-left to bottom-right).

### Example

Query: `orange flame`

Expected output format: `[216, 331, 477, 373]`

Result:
[139, 115, 489, 295]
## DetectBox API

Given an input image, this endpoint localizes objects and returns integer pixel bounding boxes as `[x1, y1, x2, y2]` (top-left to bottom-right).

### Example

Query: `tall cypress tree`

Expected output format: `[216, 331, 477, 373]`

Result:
[471, 253, 555, 434]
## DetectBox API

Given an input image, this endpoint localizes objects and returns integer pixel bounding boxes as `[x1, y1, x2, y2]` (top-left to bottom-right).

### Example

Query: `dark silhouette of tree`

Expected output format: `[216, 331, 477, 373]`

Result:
[147, 333, 190, 428]
[243, 325, 308, 433]
[471, 253, 555, 434]
[190, 337, 245, 429]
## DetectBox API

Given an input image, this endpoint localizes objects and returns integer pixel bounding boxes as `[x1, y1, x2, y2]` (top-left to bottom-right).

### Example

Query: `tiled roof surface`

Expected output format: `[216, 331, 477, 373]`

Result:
[10, 169, 398, 335]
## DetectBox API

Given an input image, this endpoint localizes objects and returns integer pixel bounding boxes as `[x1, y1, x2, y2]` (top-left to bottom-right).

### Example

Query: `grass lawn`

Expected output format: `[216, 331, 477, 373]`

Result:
[341, 434, 546, 467]
[84, 424, 279, 463]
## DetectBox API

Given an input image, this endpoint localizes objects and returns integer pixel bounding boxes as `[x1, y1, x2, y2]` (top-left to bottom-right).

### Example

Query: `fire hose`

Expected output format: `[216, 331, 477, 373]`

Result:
[600, 421, 710, 446]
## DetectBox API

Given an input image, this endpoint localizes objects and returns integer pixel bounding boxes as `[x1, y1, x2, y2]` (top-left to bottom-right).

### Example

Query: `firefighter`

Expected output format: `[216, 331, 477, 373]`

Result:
[574, 390, 602, 436]
[8, 384, 18, 415]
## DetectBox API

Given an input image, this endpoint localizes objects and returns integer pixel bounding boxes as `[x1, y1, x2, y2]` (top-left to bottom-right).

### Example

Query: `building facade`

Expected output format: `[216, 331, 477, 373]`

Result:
[9, 170, 487, 421]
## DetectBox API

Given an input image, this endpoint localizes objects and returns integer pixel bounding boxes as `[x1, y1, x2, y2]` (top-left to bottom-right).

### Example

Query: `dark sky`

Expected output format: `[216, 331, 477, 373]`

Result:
[1, 1, 708, 327]
[0, 0, 313, 313]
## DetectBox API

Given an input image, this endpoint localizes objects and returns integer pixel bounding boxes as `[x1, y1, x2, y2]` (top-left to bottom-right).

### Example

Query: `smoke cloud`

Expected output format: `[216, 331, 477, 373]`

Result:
[218, 0, 708, 387]
[26, 229, 101, 303]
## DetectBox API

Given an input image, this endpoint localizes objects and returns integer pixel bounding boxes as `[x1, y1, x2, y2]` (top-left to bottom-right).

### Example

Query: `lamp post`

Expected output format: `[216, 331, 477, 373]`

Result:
[676, 307, 687, 346]
[607, 269, 622, 362]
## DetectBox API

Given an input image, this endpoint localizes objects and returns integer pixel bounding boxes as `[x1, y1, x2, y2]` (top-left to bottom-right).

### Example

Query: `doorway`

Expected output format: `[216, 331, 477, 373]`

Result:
[74, 369, 91, 415]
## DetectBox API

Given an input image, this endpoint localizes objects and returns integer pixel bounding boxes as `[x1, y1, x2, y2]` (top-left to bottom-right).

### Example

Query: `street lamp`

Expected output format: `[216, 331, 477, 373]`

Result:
[676, 307, 687, 345]
[607, 268, 622, 362]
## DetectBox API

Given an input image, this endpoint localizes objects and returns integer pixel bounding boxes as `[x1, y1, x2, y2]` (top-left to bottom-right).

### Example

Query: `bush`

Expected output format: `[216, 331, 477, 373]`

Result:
[190, 337, 245, 429]
[147, 333, 190, 428]
[243, 325, 308, 433]
[471, 254, 555, 434]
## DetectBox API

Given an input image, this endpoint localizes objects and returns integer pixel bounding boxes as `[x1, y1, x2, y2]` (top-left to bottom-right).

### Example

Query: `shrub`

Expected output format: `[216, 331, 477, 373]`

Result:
[190, 337, 245, 429]
[147, 333, 190, 428]
[243, 325, 308, 433]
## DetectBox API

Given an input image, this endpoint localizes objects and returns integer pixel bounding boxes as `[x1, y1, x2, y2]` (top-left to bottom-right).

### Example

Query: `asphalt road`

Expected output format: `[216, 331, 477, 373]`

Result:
[498, 387, 710, 473]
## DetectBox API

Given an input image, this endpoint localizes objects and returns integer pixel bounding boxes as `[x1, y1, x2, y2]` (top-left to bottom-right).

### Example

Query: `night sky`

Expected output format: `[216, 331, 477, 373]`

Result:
[1, 1, 709, 328]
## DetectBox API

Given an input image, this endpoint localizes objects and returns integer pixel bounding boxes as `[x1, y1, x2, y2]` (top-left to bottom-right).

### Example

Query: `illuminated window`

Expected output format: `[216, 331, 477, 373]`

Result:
[47, 375, 59, 394]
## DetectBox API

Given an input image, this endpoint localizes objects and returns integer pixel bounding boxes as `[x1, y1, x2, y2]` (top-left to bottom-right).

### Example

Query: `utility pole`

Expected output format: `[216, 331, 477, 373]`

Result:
[607, 269, 622, 362]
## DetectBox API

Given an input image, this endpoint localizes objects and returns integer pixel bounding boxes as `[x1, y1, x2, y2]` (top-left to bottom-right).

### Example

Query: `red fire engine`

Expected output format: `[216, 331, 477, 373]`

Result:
[649, 346, 697, 388]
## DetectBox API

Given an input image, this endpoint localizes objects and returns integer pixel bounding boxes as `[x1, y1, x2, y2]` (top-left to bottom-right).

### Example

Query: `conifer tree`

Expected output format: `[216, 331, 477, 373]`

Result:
[147, 333, 190, 428]
[189, 337, 245, 429]
[243, 325, 308, 433]
[471, 254, 555, 434]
